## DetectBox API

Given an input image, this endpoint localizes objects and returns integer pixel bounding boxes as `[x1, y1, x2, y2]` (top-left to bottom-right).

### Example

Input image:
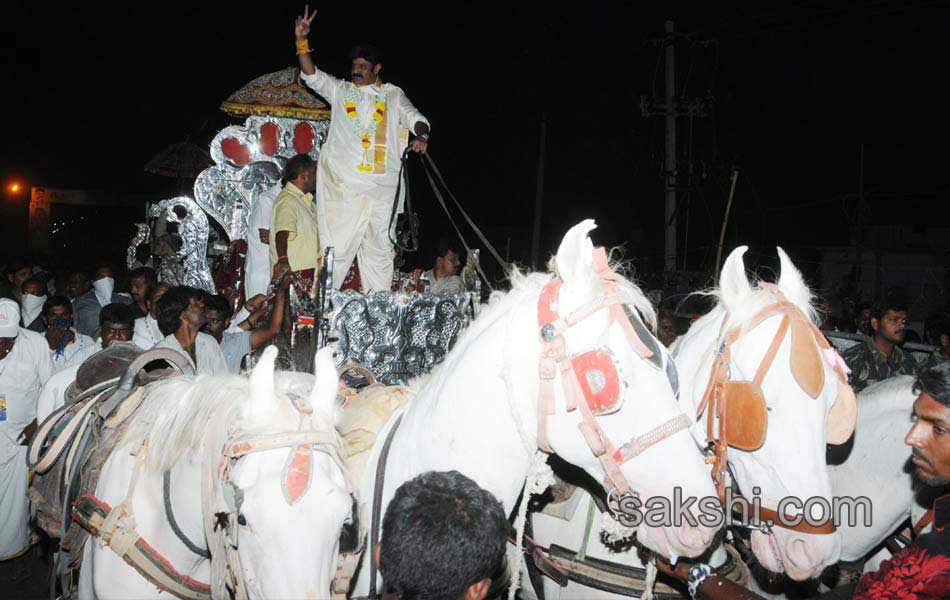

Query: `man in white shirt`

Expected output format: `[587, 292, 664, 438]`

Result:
[132, 282, 169, 350]
[0, 299, 52, 562]
[419, 237, 463, 294]
[244, 182, 281, 299]
[35, 303, 135, 425]
[41, 295, 99, 374]
[294, 7, 430, 292]
[154, 286, 228, 375]
[202, 273, 289, 373]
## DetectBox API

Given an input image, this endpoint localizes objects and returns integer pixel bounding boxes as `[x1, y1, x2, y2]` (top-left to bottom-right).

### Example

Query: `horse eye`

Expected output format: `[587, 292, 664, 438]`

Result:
[238, 514, 247, 526]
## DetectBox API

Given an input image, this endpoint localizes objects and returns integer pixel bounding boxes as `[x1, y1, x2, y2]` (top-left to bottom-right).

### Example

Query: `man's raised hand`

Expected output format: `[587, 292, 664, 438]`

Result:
[294, 4, 317, 40]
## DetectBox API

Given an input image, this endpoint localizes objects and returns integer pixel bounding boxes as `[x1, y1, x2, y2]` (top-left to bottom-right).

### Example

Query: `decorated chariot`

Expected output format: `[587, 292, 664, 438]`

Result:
[129, 68, 483, 383]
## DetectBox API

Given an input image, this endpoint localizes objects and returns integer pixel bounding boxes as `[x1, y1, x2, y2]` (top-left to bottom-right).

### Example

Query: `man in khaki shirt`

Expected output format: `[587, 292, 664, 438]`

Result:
[270, 154, 321, 296]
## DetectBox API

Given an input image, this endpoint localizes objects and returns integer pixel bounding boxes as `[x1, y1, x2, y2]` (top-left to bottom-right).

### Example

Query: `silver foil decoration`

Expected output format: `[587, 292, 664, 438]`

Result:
[329, 290, 471, 385]
[148, 197, 215, 293]
[126, 223, 151, 270]
[193, 115, 329, 242]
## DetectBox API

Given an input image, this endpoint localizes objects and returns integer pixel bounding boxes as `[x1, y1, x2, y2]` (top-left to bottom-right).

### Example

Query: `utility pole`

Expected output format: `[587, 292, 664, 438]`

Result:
[641, 22, 711, 277]
[530, 113, 547, 269]
[664, 20, 677, 273]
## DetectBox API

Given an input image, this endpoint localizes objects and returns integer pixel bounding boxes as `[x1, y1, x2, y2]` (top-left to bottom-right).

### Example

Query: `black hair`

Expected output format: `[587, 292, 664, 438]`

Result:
[434, 236, 463, 262]
[348, 44, 383, 66]
[20, 277, 44, 294]
[872, 301, 909, 322]
[282, 154, 316, 185]
[5, 256, 32, 276]
[914, 362, 950, 407]
[128, 267, 157, 287]
[99, 303, 135, 328]
[204, 294, 233, 321]
[42, 295, 72, 317]
[379, 470, 508, 600]
[156, 286, 204, 336]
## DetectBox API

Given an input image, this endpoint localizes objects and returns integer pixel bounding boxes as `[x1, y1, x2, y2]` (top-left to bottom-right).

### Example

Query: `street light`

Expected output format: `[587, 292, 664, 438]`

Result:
[9, 182, 21, 193]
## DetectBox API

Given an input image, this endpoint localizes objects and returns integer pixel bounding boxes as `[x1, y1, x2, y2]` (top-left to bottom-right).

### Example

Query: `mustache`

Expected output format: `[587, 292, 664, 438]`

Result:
[912, 448, 932, 466]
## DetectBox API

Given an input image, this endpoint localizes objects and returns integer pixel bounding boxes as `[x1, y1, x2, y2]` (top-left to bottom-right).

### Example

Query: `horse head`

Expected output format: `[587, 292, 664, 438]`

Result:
[538, 219, 719, 560]
[678, 246, 855, 581]
[229, 346, 354, 597]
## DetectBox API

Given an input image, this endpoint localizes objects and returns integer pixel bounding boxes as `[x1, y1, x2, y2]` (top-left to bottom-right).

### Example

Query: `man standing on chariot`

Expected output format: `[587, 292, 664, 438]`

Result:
[292, 5, 431, 292]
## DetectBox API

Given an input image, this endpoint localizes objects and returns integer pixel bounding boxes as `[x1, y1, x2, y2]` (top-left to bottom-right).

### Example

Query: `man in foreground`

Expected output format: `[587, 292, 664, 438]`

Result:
[378, 470, 508, 600]
[824, 362, 950, 597]
[293, 5, 431, 292]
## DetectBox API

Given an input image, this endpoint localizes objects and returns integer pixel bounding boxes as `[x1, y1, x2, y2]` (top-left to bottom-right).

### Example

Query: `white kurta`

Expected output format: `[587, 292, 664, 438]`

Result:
[301, 69, 429, 291]
[244, 183, 281, 299]
[155, 332, 229, 376]
[132, 315, 163, 350]
[0, 328, 53, 559]
[36, 363, 80, 425]
[50, 331, 99, 374]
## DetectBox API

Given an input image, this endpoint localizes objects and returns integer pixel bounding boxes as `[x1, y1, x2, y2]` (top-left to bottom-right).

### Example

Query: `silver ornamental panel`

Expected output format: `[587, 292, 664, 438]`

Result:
[148, 197, 216, 293]
[329, 290, 472, 385]
[126, 223, 151, 270]
[193, 115, 329, 242]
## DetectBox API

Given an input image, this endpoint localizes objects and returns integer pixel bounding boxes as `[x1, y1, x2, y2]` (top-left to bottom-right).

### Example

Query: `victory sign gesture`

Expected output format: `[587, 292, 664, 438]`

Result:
[295, 5, 317, 40]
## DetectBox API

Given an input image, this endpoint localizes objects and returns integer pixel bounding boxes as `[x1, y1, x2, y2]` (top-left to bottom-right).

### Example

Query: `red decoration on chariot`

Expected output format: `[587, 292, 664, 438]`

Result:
[221, 138, 251, 165]
[340, 258, 362, 292]
[293, 122, 314, 154]
[260, 122, 280, 156]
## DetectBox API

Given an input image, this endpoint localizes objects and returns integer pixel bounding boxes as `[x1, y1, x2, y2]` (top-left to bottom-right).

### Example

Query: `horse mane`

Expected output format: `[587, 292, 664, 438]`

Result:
[122, 371, 341, 473]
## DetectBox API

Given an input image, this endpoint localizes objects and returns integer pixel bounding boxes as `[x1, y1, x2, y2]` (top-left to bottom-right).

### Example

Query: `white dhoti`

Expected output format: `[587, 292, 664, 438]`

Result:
[0, 328, 52, 560]
[301, 68, 428, 293]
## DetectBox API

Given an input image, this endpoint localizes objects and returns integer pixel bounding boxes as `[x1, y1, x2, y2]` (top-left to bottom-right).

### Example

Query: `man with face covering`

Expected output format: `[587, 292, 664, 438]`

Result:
[155, 286, 228, 375]
[35, 303, 135, 425]
[132, 282, 169, 349]
[71, 263, 132, 338]
[292, 5, 430, 292]
[20, 277, 48, 332]
[0, 298, 52, 563]
[41, 295, 98, 374]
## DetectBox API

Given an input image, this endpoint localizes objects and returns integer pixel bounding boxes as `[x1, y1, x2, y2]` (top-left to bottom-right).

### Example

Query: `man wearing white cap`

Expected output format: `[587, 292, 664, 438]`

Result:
[0, 298, 52, 562]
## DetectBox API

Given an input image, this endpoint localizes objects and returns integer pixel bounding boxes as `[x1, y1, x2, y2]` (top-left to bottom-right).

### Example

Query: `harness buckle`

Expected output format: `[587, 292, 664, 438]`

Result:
[540, 323, 558, 341]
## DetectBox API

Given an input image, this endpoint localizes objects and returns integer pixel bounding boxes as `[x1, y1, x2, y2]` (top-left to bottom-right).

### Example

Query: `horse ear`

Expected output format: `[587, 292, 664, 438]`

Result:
[245, 345, 279, 428]
[555, 219, 597, 287]
[719, 246, 751, 311]
[776, 247, 812, 312]
[310, 347, 339, 417]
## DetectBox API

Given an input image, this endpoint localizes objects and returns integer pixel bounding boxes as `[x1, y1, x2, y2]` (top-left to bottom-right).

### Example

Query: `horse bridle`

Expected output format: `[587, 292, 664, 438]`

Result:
[209, 404, 357, 600]
[697, 284, 849, 537]
[536, 247, 691, 501]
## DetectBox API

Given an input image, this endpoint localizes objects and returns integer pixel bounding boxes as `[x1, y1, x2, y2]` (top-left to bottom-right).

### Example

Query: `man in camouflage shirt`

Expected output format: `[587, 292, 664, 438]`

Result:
[843, 301, 918, 392]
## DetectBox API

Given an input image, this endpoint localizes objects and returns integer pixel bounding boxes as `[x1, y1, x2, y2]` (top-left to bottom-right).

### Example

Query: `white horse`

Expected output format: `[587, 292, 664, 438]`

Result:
[78, 346, 354, 599]
[347, 220, 720, 597]
[524, 246, 856, 598]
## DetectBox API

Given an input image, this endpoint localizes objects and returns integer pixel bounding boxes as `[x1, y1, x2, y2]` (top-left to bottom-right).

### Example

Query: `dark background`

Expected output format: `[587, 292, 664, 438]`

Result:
[2, 1, 948, 281]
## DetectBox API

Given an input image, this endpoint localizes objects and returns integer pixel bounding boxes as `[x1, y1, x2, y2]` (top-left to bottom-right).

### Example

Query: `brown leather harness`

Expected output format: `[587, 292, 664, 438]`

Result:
[697, 284, 855, 536]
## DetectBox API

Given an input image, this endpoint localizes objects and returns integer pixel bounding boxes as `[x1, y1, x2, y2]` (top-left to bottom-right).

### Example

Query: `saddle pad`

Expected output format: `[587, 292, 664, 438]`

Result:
[337, 385, 413, 486]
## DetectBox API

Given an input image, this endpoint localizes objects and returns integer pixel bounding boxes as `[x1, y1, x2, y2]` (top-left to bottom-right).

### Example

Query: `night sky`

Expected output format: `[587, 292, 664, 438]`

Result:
[3, 1, 948, 279]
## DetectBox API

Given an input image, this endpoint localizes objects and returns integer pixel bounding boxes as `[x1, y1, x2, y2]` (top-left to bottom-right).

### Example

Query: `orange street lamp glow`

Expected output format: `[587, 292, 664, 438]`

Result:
[9, 183, 21, 193]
